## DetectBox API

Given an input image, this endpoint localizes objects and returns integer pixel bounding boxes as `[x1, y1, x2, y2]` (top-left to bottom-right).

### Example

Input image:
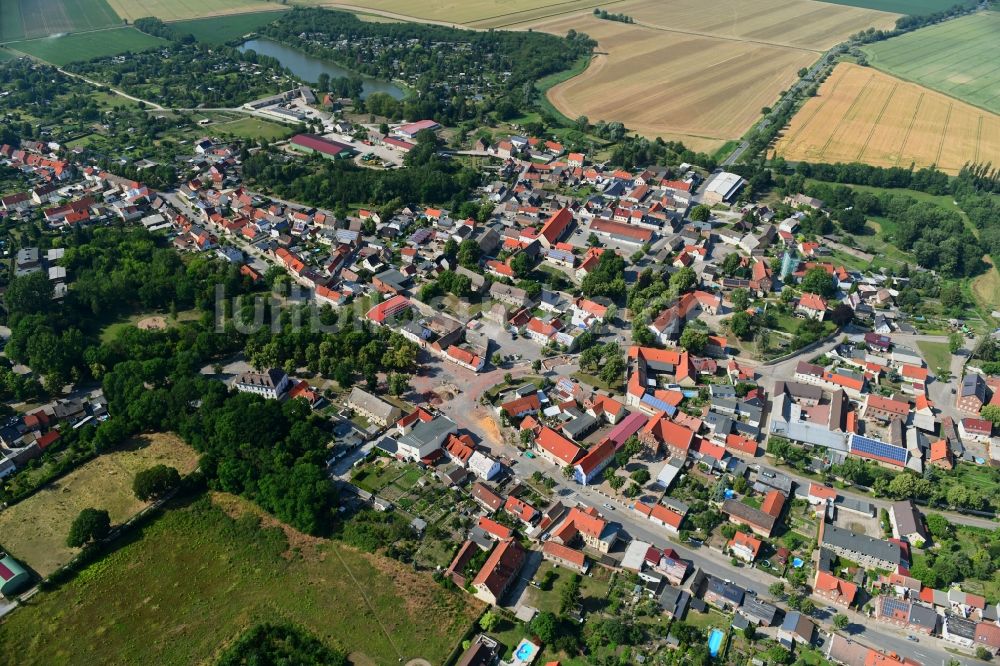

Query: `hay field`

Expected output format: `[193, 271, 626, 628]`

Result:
[105, 0, 286, 22]
[594, 0, 897, 50]
[774, 63, 1000, 174]
[862, 11, 1000, 115]
[0, 433, 198, 577]
[532, 14, 816, 151]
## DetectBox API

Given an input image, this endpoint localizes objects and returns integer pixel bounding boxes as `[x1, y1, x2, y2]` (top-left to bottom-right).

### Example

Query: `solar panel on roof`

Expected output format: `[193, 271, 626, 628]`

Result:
[850, 434, 907, 464]
[641, 395, 677, 416]
[881, 597, 909, 615]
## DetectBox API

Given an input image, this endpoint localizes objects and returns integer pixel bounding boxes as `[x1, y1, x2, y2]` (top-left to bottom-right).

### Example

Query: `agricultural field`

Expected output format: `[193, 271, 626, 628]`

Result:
[169, 11, 282, 44]
[585, 0, 898, 50]
[292, 0, 606, 27]
[288, 0, 897, 149]
[105, 0, 286, 22]
[861, 11, 1000, 115]
[0, 493, 480, 666]
[0, 433, 198, 578]
[0, 0, 121, 41]
[6, 27, 167, 66]
[816, 0, 975, 14]
[0, 0, 25, 42]
[510, 0, 898, 150]
[774, 63, 1000, 174]
[528, 14, 816, 152]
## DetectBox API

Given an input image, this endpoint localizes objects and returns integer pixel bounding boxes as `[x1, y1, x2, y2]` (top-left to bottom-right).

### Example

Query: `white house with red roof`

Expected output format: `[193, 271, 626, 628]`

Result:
[534, 427, 582, 467]
[797, 293, 828, 320]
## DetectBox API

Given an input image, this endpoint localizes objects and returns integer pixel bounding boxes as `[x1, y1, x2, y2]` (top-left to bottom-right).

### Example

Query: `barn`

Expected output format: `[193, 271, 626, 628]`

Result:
[0, 552, 30, 597]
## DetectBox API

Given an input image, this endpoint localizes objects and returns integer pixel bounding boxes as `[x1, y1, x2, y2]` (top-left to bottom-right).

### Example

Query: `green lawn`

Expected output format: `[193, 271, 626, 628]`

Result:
[99, 309, 200, 344]
[916, 340, 951, 372]
[169, 11, 281, 45]
[212, 115, 292, 141]
[0, 494, 479, 665]
[861, 11, 1000, 114]
[8, 27, 166, 66]
[817, 0, 976, 14]
[535, 53, 591, 126]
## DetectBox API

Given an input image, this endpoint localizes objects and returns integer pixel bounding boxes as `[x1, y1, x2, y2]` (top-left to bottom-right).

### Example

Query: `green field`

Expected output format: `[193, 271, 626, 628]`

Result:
[169, 11, 281, 45]
[0, 0, 25, 42]
[4, 0, 122, 40]
[862, 11, 1000, 114]
[0, 47, 15, 61]
[211, 115, 293, 141]
[0, 494, 479, 665]
[818, 0, 975, 14]
[917, 340, 951, 373]
[6, 26, 166, 66]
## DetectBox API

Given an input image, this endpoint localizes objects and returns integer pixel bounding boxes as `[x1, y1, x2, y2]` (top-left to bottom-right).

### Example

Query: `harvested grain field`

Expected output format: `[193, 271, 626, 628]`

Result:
[105, 0, 286, 22]
[592, 0, 898, 50]
[533, 14, 816, 151]
[509, 0, 898, 150]
[0, 433, 198, 577]
[293, 0, 604, 27]
[774, 63, 1000, 174]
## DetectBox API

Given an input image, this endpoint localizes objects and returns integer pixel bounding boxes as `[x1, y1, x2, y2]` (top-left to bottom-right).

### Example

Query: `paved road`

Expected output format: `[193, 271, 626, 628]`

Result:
[56, 68, 165, 111]
[496, 441, 960, 666]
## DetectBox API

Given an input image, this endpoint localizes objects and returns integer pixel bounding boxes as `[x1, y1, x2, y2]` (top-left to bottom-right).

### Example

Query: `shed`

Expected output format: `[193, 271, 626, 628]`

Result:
[0, 552, 30, 596]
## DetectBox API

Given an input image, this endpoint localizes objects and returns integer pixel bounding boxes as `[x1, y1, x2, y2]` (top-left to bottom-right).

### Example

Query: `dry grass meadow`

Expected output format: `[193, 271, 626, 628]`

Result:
[105, 0, 286, 22]
[0, 433, 198, 577]
[774, 62, 1000, 174]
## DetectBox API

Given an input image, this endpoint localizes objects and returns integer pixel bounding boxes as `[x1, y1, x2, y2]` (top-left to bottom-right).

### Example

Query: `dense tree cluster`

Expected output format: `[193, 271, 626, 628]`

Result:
[241, 132, 480, 209]
[780, 171, 984, 279]
[215, 623, 347, 666]
[66, 42, 293, 108]
[133, 465, 182, 501]
[4, 227, 247, 391]
[581, 252, 627, 299]
[260, 8, 595, 125]
[66, 507, 111, 547]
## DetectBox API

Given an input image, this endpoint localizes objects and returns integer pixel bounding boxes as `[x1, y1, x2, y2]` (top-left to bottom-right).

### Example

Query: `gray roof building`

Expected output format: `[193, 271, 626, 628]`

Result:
[348, 386, 400, 425]
[820, 521, 903, 570]
[740, 595, 781, 626]
[658, 585, 690, 619]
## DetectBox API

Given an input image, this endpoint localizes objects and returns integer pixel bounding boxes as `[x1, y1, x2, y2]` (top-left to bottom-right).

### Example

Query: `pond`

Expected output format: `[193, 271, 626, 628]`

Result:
[239, 37, 405, 100]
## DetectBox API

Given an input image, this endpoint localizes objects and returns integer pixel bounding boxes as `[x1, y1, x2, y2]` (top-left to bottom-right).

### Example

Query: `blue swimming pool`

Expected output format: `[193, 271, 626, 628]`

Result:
[514, 640, 537, 662]
[792, 557, 804, 568]
[708, 629, 725, 657]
